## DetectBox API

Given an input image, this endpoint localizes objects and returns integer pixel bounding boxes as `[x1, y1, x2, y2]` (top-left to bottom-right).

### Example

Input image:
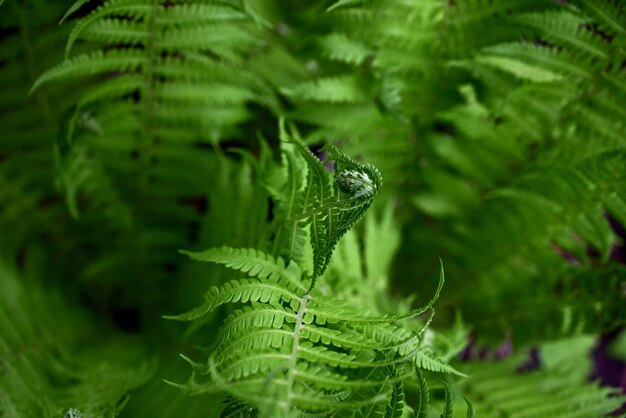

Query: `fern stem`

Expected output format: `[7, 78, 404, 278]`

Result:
[284, 293, 311, 415]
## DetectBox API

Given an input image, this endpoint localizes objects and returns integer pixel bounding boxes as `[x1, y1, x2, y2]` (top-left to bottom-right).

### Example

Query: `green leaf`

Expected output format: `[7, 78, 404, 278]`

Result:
[415, 349, 467, 377]
[475, 55, 563, 82]
[60, 0, 95, 24]
[163, 278, 300, 321]
[439, 380, 454, 418]
[464, 397, 475, 418]
[180, 246, 306, 292]
[385, 373, 405, 418]
[415, 368, 430, 418]
[31, 49, 147, 94]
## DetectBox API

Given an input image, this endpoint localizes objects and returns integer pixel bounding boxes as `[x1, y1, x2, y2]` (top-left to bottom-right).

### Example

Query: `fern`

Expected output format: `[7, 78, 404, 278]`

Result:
[440, 380, 454, 418]
[167, 129, 462, 416]
[0, 255, 154, 418]
[414, 368, 430, 418]
[0, 1, 78, 257]
[461, 336, 626, 417]
[265, 121, 383, 282]
[306, 0, 626, 346]
[180, 246, 307, 292]
[3, 0, 626, 417]
[27, 0, 282, 292]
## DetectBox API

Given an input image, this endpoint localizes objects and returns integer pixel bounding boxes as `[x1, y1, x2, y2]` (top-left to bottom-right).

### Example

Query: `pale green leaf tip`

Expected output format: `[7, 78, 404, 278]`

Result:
[464, 397, 475, 418]
[162, 379, 183, 389]
[179, 353, 194, 365]
[326, 1, 347, 12]
[28, 82, 39, 96]
[162, 313, 184, 321]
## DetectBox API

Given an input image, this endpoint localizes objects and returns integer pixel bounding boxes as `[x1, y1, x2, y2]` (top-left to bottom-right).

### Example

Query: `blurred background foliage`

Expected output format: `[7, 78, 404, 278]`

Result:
[1, 0, 625, 416]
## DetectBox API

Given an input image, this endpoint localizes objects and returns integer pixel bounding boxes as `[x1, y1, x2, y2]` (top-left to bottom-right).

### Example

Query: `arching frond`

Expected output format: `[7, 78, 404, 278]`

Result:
[462, 337, 626, 417]
[168, 134, 461, 417]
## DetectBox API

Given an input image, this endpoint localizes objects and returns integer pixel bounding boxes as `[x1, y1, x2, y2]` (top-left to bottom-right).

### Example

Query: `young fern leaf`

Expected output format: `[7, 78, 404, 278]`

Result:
[273, 120, 382, 283]
[415, 367, 430, 418]
[170, 249, 458, 415]
[461, 337, 626, 417]
[268, 137, 309, 266]
[385, 368, 405, 418]
[31, 49, 147, 94]
[221, 396, 259, 418]
[415, 349, 467, 377]
[305, 260, 444, 326]
[439, 380, 454, 418]
[166, 124, 461, 416]
[164, 278, 302, 321]
[180, 246, 307, 292]
[572, 0, 626, 35]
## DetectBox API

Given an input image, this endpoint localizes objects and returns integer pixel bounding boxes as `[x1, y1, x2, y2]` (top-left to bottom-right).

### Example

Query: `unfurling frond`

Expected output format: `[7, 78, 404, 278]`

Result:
[168, 125, 458, 417]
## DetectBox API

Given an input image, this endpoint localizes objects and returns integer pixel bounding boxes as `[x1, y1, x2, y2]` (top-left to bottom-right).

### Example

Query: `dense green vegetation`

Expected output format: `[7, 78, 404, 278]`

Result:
[1, 0, 626, 416]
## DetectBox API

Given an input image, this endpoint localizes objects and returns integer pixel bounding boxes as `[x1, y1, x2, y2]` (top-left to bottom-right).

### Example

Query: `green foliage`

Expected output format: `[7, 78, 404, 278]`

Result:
[167, 128, 462, 416]
[0, 255, 154, 417]
[298, 0, 626, 345]
[461, 336, 625, 417]
[1, 0, 625, 417]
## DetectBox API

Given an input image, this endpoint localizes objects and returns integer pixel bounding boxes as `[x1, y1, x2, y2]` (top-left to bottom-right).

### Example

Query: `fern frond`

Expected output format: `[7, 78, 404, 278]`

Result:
[285, 128, 334, 280]
[55, 140, 134, 228]
[414, 368, 430, 418]
[415, 349, 466, 377]
[269, 140, 309, 265]
[439, 380, 454, 418]
[215, 303, 295, 346]
[165, 278, 301, 321]
[32, 49, 147, 93]
[159, 3, 248, 26]
[473, 55, 563, 82]
[79, 18, 150, 46]
[0, 258, 153, 418]
[158, 25, 257, 55]
[283, 75, 368, 104]
[307, 260, 443, 325]
[180, 246, 306, 292]
[271, 121, 383, 281]
[166, 129, 464, 416]
[462, 337, 626, 417]
[515, 11, 610, 58]
[216, 348, 291, 381]
[215, 328, 293, 358]
[319, 33, 373, 65]
[221, 396, 259, 418]
[293, 364, 414, 391]
[171, 256, 457, 413]
[572, 0, 625, 35]
[61, 0, 97, 24]
[364, 202, 401, 292]
[481, 43, 594, 79]
[6, 0, 624, 416]
[385, 372, 405, 418]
